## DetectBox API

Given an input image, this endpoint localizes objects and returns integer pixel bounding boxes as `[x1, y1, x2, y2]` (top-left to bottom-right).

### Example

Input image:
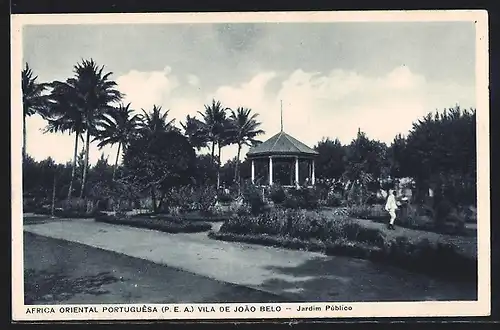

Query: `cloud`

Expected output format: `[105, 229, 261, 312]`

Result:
[25, 65, 475, 167]
[115, 66, 179, 111]
[26, 115, 121, 167]
[211, 65, 475, 163]
[187, 74, 200, 87]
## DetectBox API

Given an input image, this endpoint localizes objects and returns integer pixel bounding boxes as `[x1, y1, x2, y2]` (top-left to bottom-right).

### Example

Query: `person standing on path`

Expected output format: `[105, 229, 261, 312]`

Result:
[385, 189, 398, 230]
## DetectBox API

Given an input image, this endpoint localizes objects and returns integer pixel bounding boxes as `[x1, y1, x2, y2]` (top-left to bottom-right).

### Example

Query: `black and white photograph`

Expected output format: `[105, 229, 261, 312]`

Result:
[11, 11, 490, 320]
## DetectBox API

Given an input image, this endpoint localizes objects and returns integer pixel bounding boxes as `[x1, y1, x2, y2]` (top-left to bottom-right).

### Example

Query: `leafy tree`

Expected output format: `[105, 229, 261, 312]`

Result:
[48, 59, 122, 198]
[22, 156, 69, 209]
[193, 154, 218, 186]
[343, 130, 389, 183]
[387, 133, 409, 179]
[122, 130, 196, 213]
[181, 115, 209, 150]
[86, 154, 128, 210]
[314, 137, 346, 181]
[94, 103, 142, 179]
[342, 130, 389, 205]
[22, 63, 50, 159]
[219, 157, 238, 187]
[228, 107, 264, 184]
[88, 153, 113, 184]
[401, 106, 476, 205]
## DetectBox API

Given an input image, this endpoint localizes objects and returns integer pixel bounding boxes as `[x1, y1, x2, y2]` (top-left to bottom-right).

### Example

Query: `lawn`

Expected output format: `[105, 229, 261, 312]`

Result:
[316, 209, 478, 260]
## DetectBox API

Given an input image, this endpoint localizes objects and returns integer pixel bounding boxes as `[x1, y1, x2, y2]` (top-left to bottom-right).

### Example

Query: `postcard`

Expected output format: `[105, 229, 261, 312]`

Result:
[11, 10, 490, 321]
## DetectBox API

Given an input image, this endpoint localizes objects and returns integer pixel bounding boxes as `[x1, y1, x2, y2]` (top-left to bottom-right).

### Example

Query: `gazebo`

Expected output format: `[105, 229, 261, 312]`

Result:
[246, 122, 319, 188]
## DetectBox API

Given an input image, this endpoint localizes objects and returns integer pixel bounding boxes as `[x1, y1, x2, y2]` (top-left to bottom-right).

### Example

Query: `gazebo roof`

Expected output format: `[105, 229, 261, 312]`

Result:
[247, 130, 319, 158]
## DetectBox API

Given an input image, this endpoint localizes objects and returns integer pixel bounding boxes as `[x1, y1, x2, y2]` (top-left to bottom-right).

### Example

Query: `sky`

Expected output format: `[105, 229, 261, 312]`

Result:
[21, 20, 477, 166]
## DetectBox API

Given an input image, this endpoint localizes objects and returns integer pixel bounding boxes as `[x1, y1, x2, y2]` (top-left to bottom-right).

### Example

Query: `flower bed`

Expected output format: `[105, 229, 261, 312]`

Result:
[131, 212, 230, 223]
[95, 214, 212, 233]
[210, 209, 477, 282]
[31, 207, 104, 219]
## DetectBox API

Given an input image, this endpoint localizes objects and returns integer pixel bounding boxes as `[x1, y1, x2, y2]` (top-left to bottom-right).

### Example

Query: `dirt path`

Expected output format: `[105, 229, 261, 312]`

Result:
[23, 217, 476, 302]
[24, 232, 284, 304]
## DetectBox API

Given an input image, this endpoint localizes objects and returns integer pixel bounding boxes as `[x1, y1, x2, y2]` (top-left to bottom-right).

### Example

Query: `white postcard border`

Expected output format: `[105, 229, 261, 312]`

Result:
[11, 10, 490, 321]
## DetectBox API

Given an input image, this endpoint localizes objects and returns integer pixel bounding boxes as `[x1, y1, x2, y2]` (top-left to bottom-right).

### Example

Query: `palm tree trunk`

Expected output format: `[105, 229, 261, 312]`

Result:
[151, 186, 157, 213]
[211, 141, 217, 186]
[67, 132, 79, 200]
[234, 143, 241, 185]
[51, 174, 57, 217]
[113, 142, 121, 180]
[79, 129, 91, 198]
[211, 140, 215, 160]
[22, 114, 27, 159]
[217, 144, 222, 188]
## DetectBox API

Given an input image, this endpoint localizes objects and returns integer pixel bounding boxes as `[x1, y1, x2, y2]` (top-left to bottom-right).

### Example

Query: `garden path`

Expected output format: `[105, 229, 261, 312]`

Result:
[23, 218, 476, 302]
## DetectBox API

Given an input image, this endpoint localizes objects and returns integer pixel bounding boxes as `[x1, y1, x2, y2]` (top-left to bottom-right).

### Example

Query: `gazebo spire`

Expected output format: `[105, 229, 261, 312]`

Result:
[280, 100, 283, 132]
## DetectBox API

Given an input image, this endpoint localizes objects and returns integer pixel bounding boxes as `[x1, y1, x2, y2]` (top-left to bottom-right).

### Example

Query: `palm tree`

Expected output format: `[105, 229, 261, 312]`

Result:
[198, 99, 231, 187]
[44, 81, 86, 199]
[94, 103, 142, 180]
[229, 107, 264, 184]
[21, 63, 50, 159]
[139, 105, 176, 137]
[198, 99, 228, 162]
[50, 59, 122, 198]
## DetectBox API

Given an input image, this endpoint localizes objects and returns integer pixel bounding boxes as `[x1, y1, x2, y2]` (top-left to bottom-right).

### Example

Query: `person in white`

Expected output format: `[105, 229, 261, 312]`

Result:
[385, 189, 398, 230]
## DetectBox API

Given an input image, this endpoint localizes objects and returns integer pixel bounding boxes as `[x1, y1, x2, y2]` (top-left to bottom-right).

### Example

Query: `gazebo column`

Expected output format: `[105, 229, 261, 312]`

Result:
[311, 159, 316, 185]
[251, 159, 255, 184]
[269, 157, 273, 185]
[294, 156, 299, 188]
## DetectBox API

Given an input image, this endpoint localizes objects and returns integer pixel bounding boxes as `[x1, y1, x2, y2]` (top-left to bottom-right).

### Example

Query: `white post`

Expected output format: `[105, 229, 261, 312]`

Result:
[251, 159, 255, 184]
[295, 157, 299, 187]
[269, 157, 273, 185]
[311, 159, 316, 185]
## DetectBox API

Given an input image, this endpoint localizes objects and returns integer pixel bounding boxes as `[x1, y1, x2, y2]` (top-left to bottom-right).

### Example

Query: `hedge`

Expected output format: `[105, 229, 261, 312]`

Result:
[95, 214, 212, 233]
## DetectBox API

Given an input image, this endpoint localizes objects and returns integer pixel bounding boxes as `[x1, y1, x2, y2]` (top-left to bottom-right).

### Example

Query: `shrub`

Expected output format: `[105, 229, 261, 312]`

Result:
[365, 193, 386, 205]
[284, 209, 312, 239]
[193, 186, 217, 214]
[60, 197, 88, 213]
[434, 198, 454, 226]
[242, 184, 267, 215]
[220, 207, 388, 247]
[167, 186, 194, 212]
[220, 214, 254, 235]
[283, 195, 300, 209]
[217, 191, 233, 204]
[377, 236, 477, 281]
[285, 187, 320, 210]
[95, 214, 212, 233]
[324, 191, 343, 207]
[269, 185, 287, 204]
[348, 204, 388, 221]
[339, 222, 386, 247]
